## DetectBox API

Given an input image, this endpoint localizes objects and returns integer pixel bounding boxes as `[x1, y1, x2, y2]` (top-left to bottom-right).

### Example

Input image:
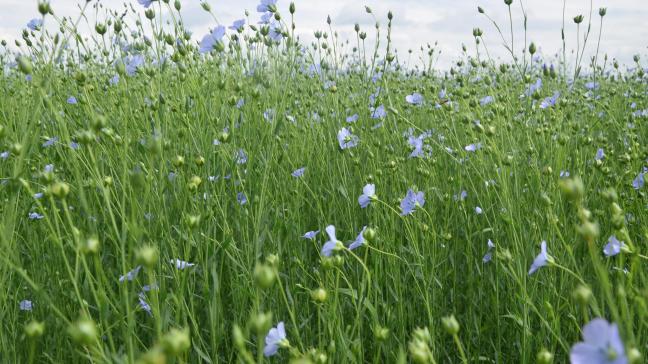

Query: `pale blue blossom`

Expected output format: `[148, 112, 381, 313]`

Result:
[603, 235, 624, 257]
[358, 184, 376, 208]
[292, 167, 306, 178]
[400, 189, 425, 216]
[171, 259, 195, 270]
[528, 241, 552, 275]
[119, 265, 142, 282]
[349, 226, 367, 250]
[321, 225, 340, 257]
[570, 318, 626, 364]
[337, 127, 359, 149]
[405, 93, 424, 105]
[264, 321, 287, 357]
[302, 230, 319, 240]
[19, 300, 33, 311]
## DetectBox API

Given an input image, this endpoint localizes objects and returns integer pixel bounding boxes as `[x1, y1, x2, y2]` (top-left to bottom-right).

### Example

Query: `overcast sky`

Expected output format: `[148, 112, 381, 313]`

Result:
[1, 0, 646, 68]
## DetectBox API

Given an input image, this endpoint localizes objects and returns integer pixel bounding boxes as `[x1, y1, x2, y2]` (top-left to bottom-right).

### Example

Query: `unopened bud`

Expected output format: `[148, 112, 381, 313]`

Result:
[441, 315, 460, 335]
[254, 263, 276, 289]
[559, 177, 584, 202]
[311, 288, 328, 303]
[536, 349, 554, 364]
[38, 2, 51, 15]
[68, 317, 98, 346]
[161, 328, 191, 356]
[573, 285, 592, 305]
[25, 320, 45, 338]
[49, 181, 70, 199]
[17, 56, 33, 75]
[136, 245, 159, 268]
[82, 236, 100, 255]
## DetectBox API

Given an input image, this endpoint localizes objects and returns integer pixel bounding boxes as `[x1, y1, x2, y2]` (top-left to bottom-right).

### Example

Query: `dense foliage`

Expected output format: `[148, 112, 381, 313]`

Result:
[0, 0, 647, 363]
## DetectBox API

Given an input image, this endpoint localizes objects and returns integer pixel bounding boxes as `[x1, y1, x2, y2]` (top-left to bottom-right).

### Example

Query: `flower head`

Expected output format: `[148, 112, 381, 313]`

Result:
[528, 241, 552, 275]
[349, 226, 367, 250]
[464, 143, 482, 152]
[268, 22, 283, 41]
[28, 212, 44, 220]
[585, 82, 600, 91]
[407, 133, 432, 159]
[346, 114, 359, 123]
[138, 292, 152, 315]
[302, 230, 319, 240]
[400, 189, 425, 216]
[525, 78, 543, 97]
[67, 96, 77, 105]
[235, 149, 248, 164]
[337, 127, 359, 149]
[595, 148, 605, 161]
[483, 239, 495, 263]
[19, 299, 33, 311]
[200, 26, 226, 54]
[125, 55, 144, 76]
[540, 91, 560, 109]
[632, 171, 645, 190]
[570, 318, 626, 364]
[237, 192, 248, 205]
[603, 235, 624, 257]
[42, 137, 58, 148]
[171, 259, 196, 270]
[229, 19, 246, 31]
[358, 184, 376, 208]
[138, 0, 154, 8]
[480, 96, 494, 106]
[291, 167, 306, 178]
[27, 19, 43, 31]
[257, 0, 278, 13]
[371, 104, 387, 119]
[119, 265, 142, 282]
[406, 93, 424, 105]
[264, 321, 287, 357]
[321, 225, 340, 256]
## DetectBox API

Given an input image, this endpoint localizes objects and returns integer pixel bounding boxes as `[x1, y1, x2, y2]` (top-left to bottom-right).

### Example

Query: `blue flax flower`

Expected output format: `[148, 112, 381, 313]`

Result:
[528, 241, 553, 275]
[264, 321, 287, 357]
[200, 26, 226, 54]
[358, 184, 376, 208]
[291, 167, 305, 178]
[302, 230, 319, 240]
[20, 300, 33, 311]
[400, 189, 424, 216]
[337, 127, 359, 149]
[138, 0, 154, 8]
[570, 318, 626, 364]
[119, 265, 142, 282]
[229, 19, 246, 31]
[405, 93, 424, 105]
[321, 225, 340, 257]
[257, 0, 278, 13]
[27, 19, 43, 31]
[349, 226, 367, 251]
[603, 235, 624, 257]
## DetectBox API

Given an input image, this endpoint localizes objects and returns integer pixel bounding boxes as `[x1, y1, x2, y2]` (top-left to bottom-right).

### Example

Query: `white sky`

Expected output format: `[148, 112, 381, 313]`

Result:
[1, 0, 646, 69]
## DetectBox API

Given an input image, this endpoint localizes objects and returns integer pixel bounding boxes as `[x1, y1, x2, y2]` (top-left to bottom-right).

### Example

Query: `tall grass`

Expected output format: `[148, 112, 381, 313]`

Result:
[0, 1, 647, 363]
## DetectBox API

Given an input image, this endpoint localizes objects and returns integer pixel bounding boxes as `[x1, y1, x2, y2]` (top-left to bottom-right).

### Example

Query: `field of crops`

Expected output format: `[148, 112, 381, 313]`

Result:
[0, 0, 647, 363]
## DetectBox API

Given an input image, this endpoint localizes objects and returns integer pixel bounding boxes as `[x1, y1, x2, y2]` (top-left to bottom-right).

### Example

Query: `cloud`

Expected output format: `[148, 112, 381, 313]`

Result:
[0, 0, 645, 68]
